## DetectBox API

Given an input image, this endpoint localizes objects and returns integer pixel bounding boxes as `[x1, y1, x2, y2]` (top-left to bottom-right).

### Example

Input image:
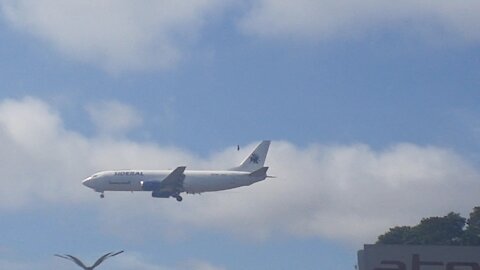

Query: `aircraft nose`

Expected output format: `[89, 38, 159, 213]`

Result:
[82, 177, 94, 188]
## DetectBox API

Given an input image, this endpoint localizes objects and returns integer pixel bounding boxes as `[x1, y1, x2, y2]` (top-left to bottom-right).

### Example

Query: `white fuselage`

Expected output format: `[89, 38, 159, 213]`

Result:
[83, 169, 265, 194]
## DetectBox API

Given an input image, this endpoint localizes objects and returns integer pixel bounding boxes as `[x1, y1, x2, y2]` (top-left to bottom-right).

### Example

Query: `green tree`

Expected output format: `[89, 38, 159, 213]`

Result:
[412, 213, 465, 245]
[377, 208, 480, 246]
[377, 226, 414, 244]
[463, 207, 480, 245]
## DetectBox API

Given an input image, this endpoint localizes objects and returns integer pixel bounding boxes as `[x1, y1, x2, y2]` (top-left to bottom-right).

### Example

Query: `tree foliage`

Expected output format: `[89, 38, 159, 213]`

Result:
[377, 207, 480, 245]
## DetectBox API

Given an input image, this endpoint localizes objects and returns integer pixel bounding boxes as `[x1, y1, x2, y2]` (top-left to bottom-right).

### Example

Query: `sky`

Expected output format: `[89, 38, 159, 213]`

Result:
[0, 1, 480, 269]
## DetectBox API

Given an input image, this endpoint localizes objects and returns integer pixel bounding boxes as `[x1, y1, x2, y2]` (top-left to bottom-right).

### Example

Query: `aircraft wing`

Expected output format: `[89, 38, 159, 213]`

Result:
[160, 166, 186, 191]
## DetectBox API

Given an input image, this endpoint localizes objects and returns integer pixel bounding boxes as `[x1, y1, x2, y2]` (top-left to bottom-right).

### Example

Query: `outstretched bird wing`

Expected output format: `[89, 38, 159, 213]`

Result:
[110, 250, 124, 257]
[91, 250, 124, 268]
[55, 254, 89, 269]
[90, 252, 112, 268]
[54, 254, 70, 260]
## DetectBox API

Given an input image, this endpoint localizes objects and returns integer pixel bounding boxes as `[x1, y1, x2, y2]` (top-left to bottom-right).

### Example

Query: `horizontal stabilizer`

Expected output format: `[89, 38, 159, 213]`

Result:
[249, 167, 268, 177]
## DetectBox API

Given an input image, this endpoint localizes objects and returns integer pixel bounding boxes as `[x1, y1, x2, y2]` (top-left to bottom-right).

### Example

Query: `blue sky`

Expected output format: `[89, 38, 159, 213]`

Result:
[0, 1, 480, 269]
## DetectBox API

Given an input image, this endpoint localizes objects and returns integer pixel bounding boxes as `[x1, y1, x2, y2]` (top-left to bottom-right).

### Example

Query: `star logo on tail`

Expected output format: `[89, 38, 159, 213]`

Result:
[249, 153, 260, 164]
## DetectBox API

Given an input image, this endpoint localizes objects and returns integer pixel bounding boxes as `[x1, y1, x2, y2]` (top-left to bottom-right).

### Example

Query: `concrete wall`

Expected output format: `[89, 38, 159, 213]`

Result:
[358, 245, 480, 270]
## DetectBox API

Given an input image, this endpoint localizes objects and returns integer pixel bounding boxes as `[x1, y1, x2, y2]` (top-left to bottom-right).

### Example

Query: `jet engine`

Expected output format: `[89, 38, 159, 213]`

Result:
[140, 180, 162, 191]
[151, 190, 171, 198]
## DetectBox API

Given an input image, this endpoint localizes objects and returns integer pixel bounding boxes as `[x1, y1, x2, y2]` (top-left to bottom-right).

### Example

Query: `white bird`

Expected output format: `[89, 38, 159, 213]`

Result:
[55, 251, 124, 269]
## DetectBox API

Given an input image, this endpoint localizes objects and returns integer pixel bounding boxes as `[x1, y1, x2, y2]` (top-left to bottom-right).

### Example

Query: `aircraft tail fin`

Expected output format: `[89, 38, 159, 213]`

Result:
[230, 140, 270, 172]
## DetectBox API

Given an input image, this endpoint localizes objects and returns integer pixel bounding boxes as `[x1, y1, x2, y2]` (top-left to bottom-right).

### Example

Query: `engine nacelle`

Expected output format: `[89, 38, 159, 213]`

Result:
[152, 190, 171, 198]
[140, 180, 162, 191]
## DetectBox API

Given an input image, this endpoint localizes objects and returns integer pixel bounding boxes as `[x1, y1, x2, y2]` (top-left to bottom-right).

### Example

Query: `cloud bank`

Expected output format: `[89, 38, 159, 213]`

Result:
[2, 1, 480, 71]
[1, 0, 228, 72]
[239, 0, 480, 41]
[0, 97, 478, 245]
[86, 100, 143, 136]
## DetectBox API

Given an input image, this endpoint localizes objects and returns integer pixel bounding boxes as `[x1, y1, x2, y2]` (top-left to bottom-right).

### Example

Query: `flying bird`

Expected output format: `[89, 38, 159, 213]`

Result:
[55, 251, 124, 270]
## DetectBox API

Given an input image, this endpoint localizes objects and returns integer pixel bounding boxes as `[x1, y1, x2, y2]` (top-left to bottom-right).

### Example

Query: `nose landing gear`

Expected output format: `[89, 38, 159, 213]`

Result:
[100, 193, 105, 199]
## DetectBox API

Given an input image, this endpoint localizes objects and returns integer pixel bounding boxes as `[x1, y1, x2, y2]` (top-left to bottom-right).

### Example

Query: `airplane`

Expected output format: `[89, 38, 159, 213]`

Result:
[82, 140, 271, 202]
[55, 251, 124, 270]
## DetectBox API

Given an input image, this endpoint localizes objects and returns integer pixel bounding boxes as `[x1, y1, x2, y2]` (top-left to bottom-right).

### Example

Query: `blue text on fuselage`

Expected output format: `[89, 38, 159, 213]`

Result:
[114, 171, 144, 176]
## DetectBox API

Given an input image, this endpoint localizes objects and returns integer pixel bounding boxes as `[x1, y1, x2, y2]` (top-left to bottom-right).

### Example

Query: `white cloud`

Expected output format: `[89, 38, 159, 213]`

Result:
[0, 97, 478, 246]
[134, 142, 478, 245]
[0, 97, 194, 209]
[239, 0, 480, 42]
[0, 97, 92, 208]
[86, 100, 143, 136]
[2, 1, 480, 72]
[1, 0, 229, 72]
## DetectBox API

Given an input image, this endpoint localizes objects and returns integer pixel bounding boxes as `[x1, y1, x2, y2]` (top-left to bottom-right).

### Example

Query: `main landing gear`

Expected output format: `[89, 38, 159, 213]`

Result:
[100, 192, 105, 199]
[173, 194, 183, 202]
